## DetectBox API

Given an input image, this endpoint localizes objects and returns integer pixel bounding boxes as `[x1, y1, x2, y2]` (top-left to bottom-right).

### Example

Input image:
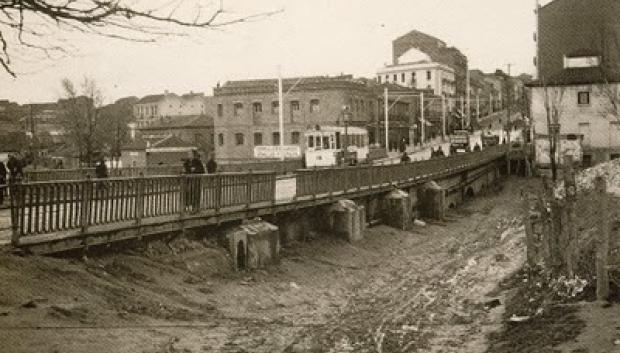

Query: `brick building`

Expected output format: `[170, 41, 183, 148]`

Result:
[208, 75, 378, 160]
[391, 30, 468, 97]
[529, 0, 620, 167]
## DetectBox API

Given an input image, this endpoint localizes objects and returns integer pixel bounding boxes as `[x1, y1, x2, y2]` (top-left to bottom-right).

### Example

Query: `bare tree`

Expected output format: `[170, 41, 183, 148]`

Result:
[0, 1, 280, 76]
[59, 77, 104, 166]
[542, 84, 565, 181]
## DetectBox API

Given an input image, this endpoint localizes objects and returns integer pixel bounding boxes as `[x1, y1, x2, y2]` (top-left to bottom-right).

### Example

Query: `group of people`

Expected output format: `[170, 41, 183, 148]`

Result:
[182, 151, 217, 175]
[0, 153, 27, 205]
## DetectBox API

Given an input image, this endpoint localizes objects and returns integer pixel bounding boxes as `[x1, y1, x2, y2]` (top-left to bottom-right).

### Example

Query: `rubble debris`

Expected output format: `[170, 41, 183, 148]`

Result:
[484, 299, 502, 310]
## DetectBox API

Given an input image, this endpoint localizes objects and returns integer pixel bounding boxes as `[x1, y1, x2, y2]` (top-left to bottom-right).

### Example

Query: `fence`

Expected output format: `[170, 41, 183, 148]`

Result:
[9, 172, 277, 243]
[8, 145, 507, 245]
[522, 157, 619, 301]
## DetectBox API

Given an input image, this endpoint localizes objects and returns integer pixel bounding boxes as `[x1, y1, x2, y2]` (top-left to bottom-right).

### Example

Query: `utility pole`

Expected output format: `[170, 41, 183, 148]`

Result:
[441, 95, 446, 141]
[506, 63, 513, 174]
[278, 66, 284, 148]
[29, 104, 37, 169]
[476, 94, 480, 125]
[384, 87, 389, 153]
[466, 69, 471, 128]
[460, 96, 465, 130]
[420, 92, 425, 145]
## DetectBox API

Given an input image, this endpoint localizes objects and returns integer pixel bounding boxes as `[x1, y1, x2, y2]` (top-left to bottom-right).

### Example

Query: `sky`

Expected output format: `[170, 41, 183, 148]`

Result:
[0, 0, 551, 105]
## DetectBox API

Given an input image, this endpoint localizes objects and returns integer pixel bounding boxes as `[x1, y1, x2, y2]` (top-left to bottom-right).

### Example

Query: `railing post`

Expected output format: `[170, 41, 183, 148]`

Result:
[135, 173, 145, 227]
[215, 174, 222, 213]
[179, 175, 187, 219]
[80, 176, 92, 234]
[246, 170, 253, 209]
[9, 176, 21, 246]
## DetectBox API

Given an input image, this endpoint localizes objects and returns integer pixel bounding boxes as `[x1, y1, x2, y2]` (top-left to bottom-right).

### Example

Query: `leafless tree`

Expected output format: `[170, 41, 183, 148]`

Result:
[542, 84, 565, 181]
[59, 76, 104, 166]
[0, 1, 280, 76]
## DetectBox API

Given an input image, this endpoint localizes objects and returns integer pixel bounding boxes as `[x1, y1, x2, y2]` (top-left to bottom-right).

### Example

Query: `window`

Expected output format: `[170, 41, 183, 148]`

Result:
[427, 71, 432, 80]
[307, 136, 314, 148]
[252, 102, 262, 113]
[291, 131, 300, 144]
[578, 91, 590, 105]
[290, 100, 300, 112]
[235, 133, 245, 145]
[393, 74, 397, 82]
[411, 72, 416, 80]
[233, 102, 243, 116]
[254, 132, 263, 146]
[217, 104, 223, 117]
[385, 75, 389, 82]
[564, 55, 601, 69]
[401, 73, 406, 82]
[377, 76, 382, 84]
[310, 99, 320, 113]
[272, 132, 281, 145]
[271, 101, 279, 114]
[218, 133, 224, 146]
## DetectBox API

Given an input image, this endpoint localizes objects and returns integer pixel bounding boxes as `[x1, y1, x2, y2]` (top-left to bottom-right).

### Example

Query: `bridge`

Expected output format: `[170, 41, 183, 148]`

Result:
[1, 145, 509, 255]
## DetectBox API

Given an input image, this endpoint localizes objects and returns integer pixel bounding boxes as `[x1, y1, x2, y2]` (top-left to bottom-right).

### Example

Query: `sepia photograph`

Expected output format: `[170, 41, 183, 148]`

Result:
[1, 0, 619, 352]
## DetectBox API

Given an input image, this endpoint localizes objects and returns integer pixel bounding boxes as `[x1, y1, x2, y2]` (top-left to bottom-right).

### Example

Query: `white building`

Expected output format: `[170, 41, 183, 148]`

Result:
[377, 48, 456, 97]
[529, 59, 620, 167]
[134, 91, 206, 127]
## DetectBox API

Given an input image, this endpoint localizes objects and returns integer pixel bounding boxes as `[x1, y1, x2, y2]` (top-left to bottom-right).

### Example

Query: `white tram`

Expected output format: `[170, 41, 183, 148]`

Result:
[304, 126, 369, 167]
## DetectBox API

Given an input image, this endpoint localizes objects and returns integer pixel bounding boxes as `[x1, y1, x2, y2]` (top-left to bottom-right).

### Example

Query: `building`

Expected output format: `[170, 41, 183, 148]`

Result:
[529, 0, 620, 167]
[386, 30, 468, 97]
[208, 75, 377, 160]
[377, 59, 456, 97]
[137, 114, 215, 156]
[133, 91, 207, 127]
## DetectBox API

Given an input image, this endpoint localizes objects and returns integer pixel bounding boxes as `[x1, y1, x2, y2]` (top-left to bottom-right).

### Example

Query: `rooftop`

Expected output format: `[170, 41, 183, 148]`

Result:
[138, 114, 214, 130]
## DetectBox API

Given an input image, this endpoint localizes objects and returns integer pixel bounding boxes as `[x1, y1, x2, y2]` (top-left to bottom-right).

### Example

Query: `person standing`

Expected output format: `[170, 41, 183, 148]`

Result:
[0, 161, 6, 205]
[206, 153, 217, 174]
[188, 151, 204, 211]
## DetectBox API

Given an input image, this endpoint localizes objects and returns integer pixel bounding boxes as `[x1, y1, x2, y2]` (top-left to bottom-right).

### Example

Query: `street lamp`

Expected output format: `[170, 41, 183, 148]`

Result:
[342, 105, 351, 158]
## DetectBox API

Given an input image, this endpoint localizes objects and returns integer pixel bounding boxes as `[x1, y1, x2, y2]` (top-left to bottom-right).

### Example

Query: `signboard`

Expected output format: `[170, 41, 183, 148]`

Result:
[254, 145, 301, 159]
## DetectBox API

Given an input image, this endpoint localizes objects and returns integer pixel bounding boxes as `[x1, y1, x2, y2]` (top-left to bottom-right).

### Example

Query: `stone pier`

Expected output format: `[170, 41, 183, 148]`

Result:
[382, 189, 412, 230]
[418, 181, 446, 220]
[225, 220, 280, 270]
[325, 200, 366, 242]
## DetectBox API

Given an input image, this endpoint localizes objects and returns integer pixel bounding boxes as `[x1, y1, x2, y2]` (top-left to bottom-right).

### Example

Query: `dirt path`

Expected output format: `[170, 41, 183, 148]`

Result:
[0, 178, 533, 353]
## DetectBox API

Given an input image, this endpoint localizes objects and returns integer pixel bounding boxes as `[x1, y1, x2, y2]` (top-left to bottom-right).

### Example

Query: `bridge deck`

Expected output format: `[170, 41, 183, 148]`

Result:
[3, 146, 508, 254]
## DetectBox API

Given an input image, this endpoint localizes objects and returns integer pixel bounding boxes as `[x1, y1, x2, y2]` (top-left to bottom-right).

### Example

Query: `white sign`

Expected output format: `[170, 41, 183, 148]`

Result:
[254, 145, 301, 159]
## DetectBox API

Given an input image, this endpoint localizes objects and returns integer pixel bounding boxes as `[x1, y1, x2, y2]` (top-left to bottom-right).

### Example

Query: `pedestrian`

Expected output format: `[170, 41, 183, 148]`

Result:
[0, 161, 6, 205]
[182, 158, 192, 174]
[400, 151, 411, 163]
[206, 153, 217, 174]
[190, 150, 205, 174]
[95, 158, 108, 198]
[95, 158, 108, 179]
[188, 151, 204, 212]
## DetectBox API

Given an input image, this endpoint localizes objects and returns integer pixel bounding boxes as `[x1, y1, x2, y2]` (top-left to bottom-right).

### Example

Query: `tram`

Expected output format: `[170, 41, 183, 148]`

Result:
[304, 126, 369, 167]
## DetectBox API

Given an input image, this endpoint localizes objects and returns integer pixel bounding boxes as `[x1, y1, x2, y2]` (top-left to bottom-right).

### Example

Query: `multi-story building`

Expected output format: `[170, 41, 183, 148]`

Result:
[133, 91, 207, 127]
[529, 0, 620, 167]
[209, 75, 378, 160]
[377, 60, 456, 97]
[381, 30, 468, 97]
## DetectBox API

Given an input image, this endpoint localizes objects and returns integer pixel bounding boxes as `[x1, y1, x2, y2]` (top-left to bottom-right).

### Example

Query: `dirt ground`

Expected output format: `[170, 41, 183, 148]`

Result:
[0, 178, 534, 353]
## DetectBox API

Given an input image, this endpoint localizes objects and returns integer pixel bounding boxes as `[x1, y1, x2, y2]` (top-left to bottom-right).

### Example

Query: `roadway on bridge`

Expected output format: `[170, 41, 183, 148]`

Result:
[0, 209, 10, 246]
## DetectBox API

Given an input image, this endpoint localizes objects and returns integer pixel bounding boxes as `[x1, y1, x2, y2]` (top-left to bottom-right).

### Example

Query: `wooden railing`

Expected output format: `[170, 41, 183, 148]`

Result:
[295, 145, 506, 197]
[8, 145, 507, 244]
[23, 165, 185, 182]
[9, 172, 277, 242]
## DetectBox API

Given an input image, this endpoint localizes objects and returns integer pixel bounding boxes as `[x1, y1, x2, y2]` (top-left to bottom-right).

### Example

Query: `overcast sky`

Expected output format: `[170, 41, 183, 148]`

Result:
[0, 0, 550, 105]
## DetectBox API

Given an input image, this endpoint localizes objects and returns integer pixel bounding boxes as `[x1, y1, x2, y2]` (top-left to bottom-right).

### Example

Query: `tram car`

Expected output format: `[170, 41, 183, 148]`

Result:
[304, 126, 369, 167]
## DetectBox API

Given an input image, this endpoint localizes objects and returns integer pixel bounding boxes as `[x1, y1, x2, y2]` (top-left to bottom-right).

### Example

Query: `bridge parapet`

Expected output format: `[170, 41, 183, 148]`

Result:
[7, 145, 508, 252]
